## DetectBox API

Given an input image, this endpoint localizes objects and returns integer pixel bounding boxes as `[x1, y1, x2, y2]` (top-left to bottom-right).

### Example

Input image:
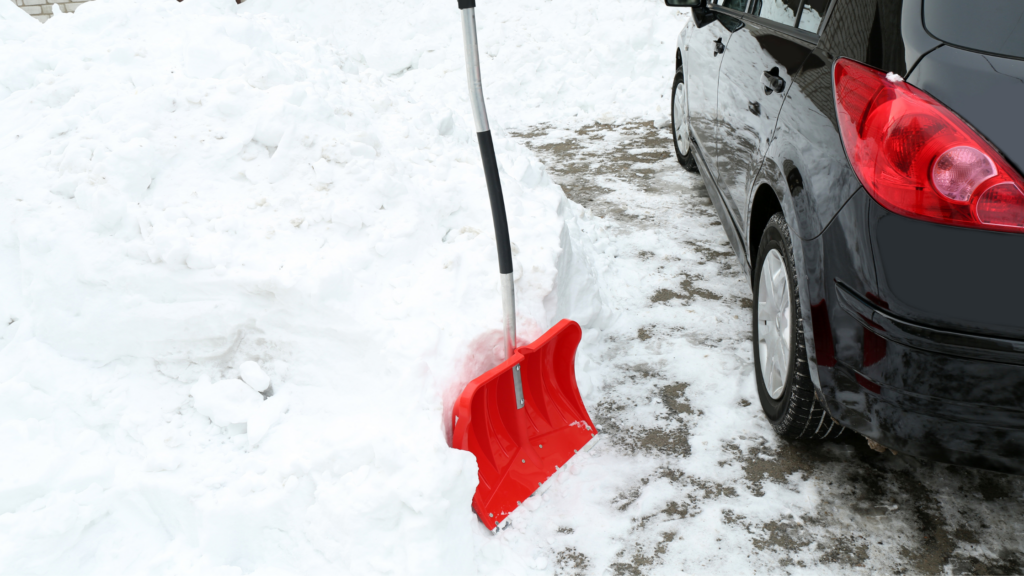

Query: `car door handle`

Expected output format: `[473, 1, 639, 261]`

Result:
[761, 70, 785, 94]
[714, 38, 725, 56]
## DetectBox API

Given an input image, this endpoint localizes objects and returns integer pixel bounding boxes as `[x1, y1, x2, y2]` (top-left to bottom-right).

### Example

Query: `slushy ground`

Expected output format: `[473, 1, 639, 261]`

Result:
[506, 120, 1024, 575]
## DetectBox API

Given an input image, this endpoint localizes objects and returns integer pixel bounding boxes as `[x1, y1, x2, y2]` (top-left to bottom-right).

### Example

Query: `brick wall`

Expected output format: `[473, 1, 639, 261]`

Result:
[9, 0, 92, 22]
[9, 0, 246, 22]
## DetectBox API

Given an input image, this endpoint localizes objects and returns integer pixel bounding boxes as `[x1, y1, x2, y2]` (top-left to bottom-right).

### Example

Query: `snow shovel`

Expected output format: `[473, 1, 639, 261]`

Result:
[451, 0, 598, 532]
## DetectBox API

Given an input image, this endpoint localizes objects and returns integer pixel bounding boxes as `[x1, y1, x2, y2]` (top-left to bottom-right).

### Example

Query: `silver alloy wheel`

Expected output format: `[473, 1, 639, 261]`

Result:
[673, 82, 690, 156]
[758, 248, 792, 400]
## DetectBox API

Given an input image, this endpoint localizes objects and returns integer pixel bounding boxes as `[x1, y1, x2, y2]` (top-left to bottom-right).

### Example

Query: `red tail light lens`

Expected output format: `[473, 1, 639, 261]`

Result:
[833, 58, 1024, 232]
[976, 183, 1024, 227]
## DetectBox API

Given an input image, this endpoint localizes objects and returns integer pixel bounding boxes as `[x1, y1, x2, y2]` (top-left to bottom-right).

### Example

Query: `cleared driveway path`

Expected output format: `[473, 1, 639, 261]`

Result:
[506, 120, 1024, 575]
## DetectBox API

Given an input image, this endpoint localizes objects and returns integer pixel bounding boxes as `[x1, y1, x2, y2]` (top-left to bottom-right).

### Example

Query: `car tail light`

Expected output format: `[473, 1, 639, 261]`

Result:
[833, 58, 1024, 233]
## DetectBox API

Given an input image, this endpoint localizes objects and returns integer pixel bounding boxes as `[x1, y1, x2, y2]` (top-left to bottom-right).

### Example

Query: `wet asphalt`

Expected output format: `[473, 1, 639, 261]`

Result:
[511, 121, 1024, 575]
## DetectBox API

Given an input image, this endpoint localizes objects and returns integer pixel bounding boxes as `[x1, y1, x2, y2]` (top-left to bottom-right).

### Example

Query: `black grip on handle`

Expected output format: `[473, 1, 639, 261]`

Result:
[458, 0, 475, 8]
[476, 130, 513, 274]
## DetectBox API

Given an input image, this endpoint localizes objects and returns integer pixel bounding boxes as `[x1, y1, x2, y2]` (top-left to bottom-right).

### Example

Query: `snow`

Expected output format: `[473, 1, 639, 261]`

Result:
[798, 3, 823, 32]
[191, 376, 264, 427]
[239, 361, 270, 393]
[758, 0, 798, 27]
[0, 0, 38, 44]
[0, 0, 687, 574]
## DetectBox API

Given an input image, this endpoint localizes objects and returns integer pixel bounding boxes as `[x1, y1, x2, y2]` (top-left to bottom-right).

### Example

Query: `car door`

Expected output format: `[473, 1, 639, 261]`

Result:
[714, 0, 820, 232]
[684, 1, 744, 180]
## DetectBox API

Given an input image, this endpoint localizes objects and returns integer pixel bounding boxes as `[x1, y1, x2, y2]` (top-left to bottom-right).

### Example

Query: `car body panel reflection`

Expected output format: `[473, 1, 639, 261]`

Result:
[717, 19, 811, 234]
[685, 18, 734, 180]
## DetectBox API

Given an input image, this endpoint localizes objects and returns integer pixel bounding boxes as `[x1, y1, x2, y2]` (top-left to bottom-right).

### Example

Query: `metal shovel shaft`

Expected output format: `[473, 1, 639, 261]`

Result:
[461, 7, 489, 134]
[459, 1, 524, 409]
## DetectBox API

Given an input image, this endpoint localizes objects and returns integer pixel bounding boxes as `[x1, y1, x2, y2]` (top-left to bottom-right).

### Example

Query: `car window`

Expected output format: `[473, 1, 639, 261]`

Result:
[750, 0, 799, 27]
[718, 0, 748, 11]
[924, 0, 1024, 60]
[797, 0, 830, 33]
[713, 0, 748, 32]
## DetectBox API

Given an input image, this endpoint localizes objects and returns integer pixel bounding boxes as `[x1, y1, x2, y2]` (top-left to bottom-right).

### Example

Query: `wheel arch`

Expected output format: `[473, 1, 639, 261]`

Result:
[748, 172, 826, 392]
[748, 183, 783, 274]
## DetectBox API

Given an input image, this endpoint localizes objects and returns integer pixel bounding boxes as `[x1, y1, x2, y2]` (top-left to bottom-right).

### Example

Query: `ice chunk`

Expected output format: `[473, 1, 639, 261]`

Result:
[437, 111, 454, 136]
[247, 393, 289, 447]
[886, 72, 904, 83]
[190, 376, 263, 427]
[239, 361, 270, 393]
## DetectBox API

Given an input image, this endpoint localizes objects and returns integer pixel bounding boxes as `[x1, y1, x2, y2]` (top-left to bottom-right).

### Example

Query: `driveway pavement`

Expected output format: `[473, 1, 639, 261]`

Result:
[510, 121, 1024, 575]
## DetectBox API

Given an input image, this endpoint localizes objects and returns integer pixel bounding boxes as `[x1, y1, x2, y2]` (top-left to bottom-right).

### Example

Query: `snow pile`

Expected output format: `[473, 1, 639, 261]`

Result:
[0, 0, 38, 44]
[298, 0, 686, 128]
[0, 0, 684, 573]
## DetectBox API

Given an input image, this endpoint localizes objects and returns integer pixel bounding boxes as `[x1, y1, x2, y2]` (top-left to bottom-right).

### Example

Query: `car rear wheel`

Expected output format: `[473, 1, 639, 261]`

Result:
[754, 213, 845, 440]
[672, 69, 698, 173]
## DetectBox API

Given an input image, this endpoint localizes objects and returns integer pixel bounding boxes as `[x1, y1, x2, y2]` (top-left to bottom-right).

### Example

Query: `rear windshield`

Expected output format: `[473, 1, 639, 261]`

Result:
[924, 0, 1024, 60]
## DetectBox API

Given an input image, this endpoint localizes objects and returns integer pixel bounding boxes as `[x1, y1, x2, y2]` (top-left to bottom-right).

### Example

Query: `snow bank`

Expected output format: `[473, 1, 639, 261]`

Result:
[0, 0, 39, 46]
[0, 0, 684, 573]
[293, 0, 685, 128]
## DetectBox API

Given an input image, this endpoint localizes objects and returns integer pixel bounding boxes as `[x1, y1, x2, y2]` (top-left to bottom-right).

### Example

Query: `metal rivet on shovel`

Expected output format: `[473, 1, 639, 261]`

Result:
[448, 0, 598, 533]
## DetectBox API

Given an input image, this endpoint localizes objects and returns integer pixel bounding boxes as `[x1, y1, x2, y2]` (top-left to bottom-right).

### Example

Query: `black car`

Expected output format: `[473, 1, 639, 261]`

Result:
[666, 0, 1024, 474]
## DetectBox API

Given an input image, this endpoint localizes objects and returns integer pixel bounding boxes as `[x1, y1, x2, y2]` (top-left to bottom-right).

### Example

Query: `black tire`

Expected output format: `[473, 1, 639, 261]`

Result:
[671, 69, 699, 173]
[753, 213, 845, 441]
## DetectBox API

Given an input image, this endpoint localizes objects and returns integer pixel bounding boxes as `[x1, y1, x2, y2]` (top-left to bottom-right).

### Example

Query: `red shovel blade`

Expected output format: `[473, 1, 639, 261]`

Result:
[451, 319, 596, 530]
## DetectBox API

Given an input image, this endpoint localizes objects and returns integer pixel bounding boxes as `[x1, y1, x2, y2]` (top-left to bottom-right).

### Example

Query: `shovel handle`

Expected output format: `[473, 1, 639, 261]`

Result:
[460, 3, 524, 409]
[460, 6, 511, 276]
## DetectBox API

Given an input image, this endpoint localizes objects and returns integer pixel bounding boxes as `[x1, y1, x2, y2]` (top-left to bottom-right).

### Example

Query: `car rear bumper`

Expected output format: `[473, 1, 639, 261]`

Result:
[823, 361, 1024, 474]
[828, 284, 1024, 474]
[808, 190, 1024, 474]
